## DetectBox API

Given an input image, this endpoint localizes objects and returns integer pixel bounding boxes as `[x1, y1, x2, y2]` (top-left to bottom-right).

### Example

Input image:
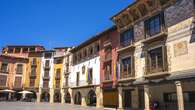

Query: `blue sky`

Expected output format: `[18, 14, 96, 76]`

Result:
[0, 0, 134, 49]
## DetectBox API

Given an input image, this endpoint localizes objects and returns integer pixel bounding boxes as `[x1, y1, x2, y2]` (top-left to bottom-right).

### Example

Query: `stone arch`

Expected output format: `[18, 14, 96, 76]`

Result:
[41, 91, 50, 102]
[74, 91, 82, 105]
[87, 89, 97, 106]
[65, 91, 71, 103]
[54, 91, 61, 103]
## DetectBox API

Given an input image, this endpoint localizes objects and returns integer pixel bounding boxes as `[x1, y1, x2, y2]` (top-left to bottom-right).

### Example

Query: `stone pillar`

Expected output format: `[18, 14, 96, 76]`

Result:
[61, 89, 65, 103]
[118, 87, 123, 110]
[96, 87, 103, 108]
[37, 88, 41, 103]
[175, 81, 184, 110]
[50, 88, 54, 103]
[69, 89, 74, 105]
[81, 95, 87, 107]
[132, 88, 139, 109]
[144, 85, 150, 110]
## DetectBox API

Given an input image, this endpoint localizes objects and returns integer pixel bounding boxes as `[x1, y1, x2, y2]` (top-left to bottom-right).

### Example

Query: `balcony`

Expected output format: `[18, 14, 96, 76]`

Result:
[30, 72, 36, 78]
[117, 40, 135, 53]
[102, 53, 112, 62]
[0, 69, 9, 74]
[103, 39, 112, 47]
[44, 65, 50, 70]
[43, 74, 50, 80]
[70, 79, 97, 88]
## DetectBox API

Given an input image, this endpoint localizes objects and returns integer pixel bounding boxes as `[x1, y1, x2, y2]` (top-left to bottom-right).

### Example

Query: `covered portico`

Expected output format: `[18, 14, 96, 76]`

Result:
[136, 69, 195, 110]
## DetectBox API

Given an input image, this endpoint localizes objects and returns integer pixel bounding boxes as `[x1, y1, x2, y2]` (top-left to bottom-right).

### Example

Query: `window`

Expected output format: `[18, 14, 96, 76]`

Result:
[121, 57, 132, 78]
[104, 47, 112, 61]
[30, 79, 35, 87]
[55, 58, 63, 64]
[44, 70, 50, 77]
[95, 43, 100, 53]
[23, 48, 29, 53]
[56, 80, 60, 88]
[8, 48, 14, 53]
[0, 63, 8, 73]
[16, 64, 23, 74]
[145, 13, 164, 36]
[15, 48, 21, 53]
[31, 66, 36, 76]
[148, 47, 164, 73]
[43, 81, 49, 88]
[76, 72, 80, 86]
[0, 75, 7, 86]
[120, 28, 134, 47]
[32, 58, 37, 65]
[89, 46, 94, 55]
[45, 60, 50, 67]
[65, 76, 69, 86]
[82, 66, 85, 75]
[87, 68, 93, 84]
[44, 53, 52, 58]
[14, 77, 22, 87]
[29, 47, 35, 52]
[164, 92, 195, 103]
[56, 69, 61, 79]
[104, 63, 112, 81]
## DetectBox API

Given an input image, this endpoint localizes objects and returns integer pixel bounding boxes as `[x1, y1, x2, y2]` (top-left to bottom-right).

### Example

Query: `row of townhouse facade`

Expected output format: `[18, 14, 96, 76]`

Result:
[0, 0, 195, 110]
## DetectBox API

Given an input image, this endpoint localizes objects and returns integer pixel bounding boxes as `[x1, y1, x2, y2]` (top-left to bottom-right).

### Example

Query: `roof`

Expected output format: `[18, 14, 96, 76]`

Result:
[111, 0, 138, 20]
[54, 46, 72, 50]
[6, 45, 44, 48]
[71, 26, 117, 53]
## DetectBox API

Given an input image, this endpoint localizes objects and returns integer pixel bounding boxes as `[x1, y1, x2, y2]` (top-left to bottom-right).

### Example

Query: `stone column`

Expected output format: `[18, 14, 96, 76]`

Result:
[118, 87, 123, 110]
[50, 88, 54, 103]
[81, 95, 87, 107]
[37, 88, 41, 103]
[69, 89, 74, 105]
[175, 81, 184, 110]
[61, 89, 65, 103]
[96, 87, 103, 108]
[144, 85, 150, 110]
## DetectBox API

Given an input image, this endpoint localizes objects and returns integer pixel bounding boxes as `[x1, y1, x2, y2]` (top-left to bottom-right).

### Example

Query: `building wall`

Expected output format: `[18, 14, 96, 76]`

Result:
[53, 63, 63, 89]
[70, 56, 100, 87]
[40, 55, 54, 89]
[24, 57, 41, 89]
[99, 28, 119, 86]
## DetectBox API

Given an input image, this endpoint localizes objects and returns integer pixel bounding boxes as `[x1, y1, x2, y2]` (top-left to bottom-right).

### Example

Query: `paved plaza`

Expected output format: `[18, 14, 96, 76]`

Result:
[0, 102, 105, 110]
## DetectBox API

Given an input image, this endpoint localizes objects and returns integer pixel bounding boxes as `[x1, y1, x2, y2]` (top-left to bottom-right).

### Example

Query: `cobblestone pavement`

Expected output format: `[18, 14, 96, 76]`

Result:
[0, 102, 105, 110]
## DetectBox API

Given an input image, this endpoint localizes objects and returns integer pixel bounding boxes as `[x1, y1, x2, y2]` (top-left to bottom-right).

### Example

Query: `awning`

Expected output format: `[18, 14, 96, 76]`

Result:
[167, 69, 195, 81]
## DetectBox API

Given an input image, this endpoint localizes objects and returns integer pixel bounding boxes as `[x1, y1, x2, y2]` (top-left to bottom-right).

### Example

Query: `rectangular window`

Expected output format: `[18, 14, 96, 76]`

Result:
[104, 62, 112, 81]
[16, 64, 23, 74]
[55, 58, 63, 64]
[44, 53, 52, 58]
[29, 47, 35, 52]
[65, 76, 69, 86]
[14, 77, 22, 88]
[148, 47, 164, 73]
[0, 75, 7, 86]
[120, 28, 134, 47]
[32, 58, 37, 65]
[145, 13, 164, 37]
[56, 80, 60, 88]
[0, 63, 8, 73]
[121, 57, 132, 78]
[45, 60, 50, 67]
[76, 72, 80, 86]
[56, 69, 61, 79]
[88, 68, 93, 84]
[15, 48, 21, 53]
[23, 48, 29, 53]
[43, 81, 49, 88]
[31, 66, 36, 76]
[8, 48, 14, 53]
[44, 70, 50, 78]
[30, 79, 35, 87]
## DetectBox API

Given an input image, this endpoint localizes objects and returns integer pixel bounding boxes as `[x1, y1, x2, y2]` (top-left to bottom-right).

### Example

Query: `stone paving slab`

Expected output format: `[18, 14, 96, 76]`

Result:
[0, 102, 105, 110]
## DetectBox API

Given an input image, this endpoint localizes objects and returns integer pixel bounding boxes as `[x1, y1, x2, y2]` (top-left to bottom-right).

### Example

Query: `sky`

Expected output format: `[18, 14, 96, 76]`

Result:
[0, 0, 134, 49]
